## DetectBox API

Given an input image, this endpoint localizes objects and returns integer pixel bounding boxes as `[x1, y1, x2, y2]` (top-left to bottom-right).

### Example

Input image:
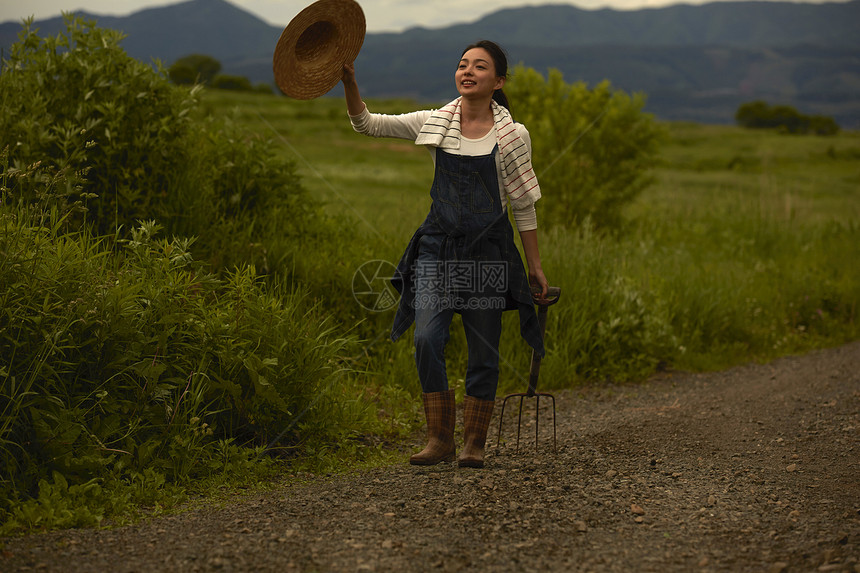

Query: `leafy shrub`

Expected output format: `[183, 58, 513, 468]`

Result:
[0, 19, 386, 531]
[158, 111, 322, 273]
[506, 67, 664, 230]
[0, 203, 355, 525]
[0, 143, 385, 529]
[0, 16, 197, 235]
[0, 15, 312, 264]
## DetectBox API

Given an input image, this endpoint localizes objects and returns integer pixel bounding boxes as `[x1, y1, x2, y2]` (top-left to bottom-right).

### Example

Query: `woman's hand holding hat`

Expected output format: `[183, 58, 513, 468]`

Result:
[273, 0, 366, 100]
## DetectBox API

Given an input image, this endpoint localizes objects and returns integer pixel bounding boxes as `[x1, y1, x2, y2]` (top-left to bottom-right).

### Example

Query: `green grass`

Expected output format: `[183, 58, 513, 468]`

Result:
[200, 91, 860, 229]
[645, 122, 860, 225]
[197, 91, 438, 242]
[198, 89, 860, 385]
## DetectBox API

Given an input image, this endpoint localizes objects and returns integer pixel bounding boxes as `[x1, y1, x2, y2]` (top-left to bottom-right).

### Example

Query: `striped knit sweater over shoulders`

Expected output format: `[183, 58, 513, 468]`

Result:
[348, 99, 541, 232]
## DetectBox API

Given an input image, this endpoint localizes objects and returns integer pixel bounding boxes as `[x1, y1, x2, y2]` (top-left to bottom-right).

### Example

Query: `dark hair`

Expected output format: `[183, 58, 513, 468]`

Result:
[461, 40, 511, 115]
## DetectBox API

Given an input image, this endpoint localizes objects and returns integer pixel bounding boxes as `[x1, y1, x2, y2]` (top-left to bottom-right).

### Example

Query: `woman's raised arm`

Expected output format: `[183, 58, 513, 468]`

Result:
[342, 63, 366, 116]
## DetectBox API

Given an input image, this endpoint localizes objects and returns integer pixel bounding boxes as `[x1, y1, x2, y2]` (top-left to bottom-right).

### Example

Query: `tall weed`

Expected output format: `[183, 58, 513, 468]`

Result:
[0, 202, 370, 530]
[504, 203, 860, 389]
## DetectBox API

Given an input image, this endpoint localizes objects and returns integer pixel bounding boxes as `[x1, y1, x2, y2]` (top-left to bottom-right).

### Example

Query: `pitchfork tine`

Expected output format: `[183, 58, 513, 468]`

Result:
[516, 396, 525, 451]
[496, 286, 561, 454]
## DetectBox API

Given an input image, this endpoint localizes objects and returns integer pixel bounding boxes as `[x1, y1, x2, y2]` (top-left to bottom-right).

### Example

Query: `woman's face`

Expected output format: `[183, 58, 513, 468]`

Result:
[456, 48, 505, 99]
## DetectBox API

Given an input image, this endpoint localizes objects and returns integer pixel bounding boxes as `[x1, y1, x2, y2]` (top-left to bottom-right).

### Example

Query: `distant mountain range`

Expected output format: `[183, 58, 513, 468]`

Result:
[2, 0, 859, 126]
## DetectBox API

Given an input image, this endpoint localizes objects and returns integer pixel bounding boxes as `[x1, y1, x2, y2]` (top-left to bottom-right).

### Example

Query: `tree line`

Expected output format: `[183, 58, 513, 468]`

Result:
[735, 100, 839, 135]
[168, 53, 272, 93]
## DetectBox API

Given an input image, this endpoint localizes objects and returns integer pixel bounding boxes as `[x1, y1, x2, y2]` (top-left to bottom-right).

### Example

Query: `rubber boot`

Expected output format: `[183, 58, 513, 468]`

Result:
[458, 395, 495, 468]
[409, 389, 456, 466]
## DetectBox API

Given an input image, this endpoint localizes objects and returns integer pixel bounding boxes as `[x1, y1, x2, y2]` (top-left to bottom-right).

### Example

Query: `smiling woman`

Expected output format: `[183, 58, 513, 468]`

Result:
[338, 39, 551, 470]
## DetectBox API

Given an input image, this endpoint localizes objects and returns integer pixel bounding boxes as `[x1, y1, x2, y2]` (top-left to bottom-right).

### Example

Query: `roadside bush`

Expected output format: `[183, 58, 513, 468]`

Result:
[0, 196, 359, 529]
[506, 67, 664, 230]
[0, 19, 391, 532]
[0, 16, 197, 235]
[0, 16, 313, 265]
[159, 111, 323, 273]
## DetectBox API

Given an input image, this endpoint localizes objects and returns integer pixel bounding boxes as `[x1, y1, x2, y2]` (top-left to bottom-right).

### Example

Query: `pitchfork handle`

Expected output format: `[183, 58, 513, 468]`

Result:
[527, 287, 561, 397]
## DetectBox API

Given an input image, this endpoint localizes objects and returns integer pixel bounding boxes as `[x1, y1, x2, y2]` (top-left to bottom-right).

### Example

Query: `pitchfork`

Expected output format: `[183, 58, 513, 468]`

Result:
[497, 286, 561, 453]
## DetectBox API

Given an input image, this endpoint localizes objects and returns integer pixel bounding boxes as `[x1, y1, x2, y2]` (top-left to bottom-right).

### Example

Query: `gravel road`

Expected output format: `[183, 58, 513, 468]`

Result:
[3, 342, 859, 572]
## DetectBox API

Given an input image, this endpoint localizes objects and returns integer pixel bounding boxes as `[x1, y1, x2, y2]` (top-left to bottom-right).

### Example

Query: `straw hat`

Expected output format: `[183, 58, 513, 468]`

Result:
[273, 0, 366, 100]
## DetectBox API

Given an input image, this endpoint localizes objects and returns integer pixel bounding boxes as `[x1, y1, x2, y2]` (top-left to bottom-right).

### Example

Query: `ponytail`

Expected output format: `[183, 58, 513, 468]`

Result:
[493, 89, 512, 119]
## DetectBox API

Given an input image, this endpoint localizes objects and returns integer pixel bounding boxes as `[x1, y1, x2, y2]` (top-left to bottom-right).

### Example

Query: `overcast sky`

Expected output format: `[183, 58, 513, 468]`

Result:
[0, 0, 845, 33]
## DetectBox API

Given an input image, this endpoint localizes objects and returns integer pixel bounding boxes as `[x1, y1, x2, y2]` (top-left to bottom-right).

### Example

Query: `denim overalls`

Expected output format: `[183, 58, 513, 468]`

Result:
[390, 146, 545, 400]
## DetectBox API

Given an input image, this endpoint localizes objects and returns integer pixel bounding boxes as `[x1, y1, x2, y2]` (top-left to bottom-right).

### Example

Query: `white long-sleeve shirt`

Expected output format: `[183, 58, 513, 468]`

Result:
[349, 106, 538, 231]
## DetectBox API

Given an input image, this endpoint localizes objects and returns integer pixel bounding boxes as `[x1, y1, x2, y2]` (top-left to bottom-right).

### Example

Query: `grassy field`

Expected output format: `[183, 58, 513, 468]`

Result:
[199, 90, 859, 224]
[197, 89, 860, 389]
[648, 121, 860, 224]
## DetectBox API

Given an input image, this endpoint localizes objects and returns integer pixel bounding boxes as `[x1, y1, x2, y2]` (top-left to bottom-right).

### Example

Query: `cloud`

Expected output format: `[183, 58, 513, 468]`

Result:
[1, 0, 842, 33]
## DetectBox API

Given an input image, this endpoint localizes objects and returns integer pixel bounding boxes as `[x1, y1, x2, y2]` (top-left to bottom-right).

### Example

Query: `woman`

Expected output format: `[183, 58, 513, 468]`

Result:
[342, 40, 548, 468]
